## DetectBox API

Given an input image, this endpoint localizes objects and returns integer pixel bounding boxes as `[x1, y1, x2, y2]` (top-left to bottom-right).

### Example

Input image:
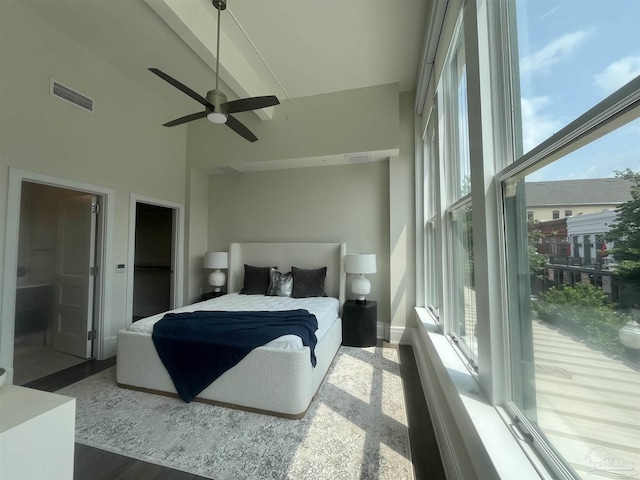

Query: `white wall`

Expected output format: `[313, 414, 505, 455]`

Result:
[206, 162, 391, 325]
[529, 204, 617, 222]
[185, 167, 210, 304]
[189, 79, 418, 334]
[566, 209, 617, 236]
[0, 0, 189, 363]
[389, 91, 417, 338]
[187, 83, 400, 170]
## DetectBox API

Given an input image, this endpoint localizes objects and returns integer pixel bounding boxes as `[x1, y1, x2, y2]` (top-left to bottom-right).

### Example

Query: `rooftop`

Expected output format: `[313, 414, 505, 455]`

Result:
[525, 178, 633, 207]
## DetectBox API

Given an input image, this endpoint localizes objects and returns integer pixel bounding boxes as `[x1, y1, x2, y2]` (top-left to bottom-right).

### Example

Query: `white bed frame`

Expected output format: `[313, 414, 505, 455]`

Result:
[116, 242, 346, 418]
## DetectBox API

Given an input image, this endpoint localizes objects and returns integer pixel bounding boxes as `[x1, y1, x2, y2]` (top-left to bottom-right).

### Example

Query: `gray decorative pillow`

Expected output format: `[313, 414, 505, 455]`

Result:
[240, 264, 275, 295]
[291, 266, 328, 298]
[267, 269, 293, 297]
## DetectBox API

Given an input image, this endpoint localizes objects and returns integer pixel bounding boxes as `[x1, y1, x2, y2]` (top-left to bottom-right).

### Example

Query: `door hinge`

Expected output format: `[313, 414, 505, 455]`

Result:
[88, 330, 97, 341]
[91, 203, 100, 214]
[90, 266, 98, 276]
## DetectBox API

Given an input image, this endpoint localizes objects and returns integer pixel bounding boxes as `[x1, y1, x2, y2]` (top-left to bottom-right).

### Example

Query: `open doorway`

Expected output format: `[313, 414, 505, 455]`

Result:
[132, 202, 175, 322]
[13, 181, 101, 385]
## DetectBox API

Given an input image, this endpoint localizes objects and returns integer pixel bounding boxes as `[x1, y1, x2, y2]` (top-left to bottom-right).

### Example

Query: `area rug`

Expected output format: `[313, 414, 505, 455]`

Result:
[58, 346, 413, 480]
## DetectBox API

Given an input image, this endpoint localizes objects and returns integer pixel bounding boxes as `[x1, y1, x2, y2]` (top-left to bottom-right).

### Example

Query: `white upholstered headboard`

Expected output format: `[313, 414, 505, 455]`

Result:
[228, 242, 347, 308]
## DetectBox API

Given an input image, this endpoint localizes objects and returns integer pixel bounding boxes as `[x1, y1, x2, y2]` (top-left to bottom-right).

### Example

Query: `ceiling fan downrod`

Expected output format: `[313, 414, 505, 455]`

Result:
[208, 0, 228, 123]
[212, 0, 226, 91]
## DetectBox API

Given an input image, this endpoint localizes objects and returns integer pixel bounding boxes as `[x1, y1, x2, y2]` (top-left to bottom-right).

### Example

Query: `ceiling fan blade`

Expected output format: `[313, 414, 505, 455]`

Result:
[226, 115, 258, 142]
[222, 95, 280, 114]
[149, 68, 212, 108]
[163, 111, 207, 127]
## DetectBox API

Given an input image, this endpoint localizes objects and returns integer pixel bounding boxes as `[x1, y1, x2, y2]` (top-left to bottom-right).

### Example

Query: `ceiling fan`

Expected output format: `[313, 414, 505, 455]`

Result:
[149, 0, 279, 142]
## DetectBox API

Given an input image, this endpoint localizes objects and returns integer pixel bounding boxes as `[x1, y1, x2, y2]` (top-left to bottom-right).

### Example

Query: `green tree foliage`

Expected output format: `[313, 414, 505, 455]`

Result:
[528, 219, 546, 274]
[606, 169, 640, 287]
[532, 283, 628, 355]
[529, 245, 547, 274]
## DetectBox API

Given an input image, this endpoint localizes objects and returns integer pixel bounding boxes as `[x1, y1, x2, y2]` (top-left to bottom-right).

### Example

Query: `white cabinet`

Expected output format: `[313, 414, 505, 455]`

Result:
[0, 385, 75, 479]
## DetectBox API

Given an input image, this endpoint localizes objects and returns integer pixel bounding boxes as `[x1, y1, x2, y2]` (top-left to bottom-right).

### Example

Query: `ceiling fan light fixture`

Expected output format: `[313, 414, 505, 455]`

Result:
[207, 111, 228, 124]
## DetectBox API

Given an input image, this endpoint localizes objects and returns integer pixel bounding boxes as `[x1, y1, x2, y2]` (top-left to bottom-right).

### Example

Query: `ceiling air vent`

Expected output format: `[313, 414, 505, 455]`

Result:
[50, 80, 94, 112]
[345, 153, 371, 164]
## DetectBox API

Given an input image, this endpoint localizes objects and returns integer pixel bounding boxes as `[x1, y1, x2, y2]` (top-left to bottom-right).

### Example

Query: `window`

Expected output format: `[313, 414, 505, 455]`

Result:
[416, 0, 640, 477]
[582, 234, 592, 265]
[424, 107, 441, 318]
[504, 125, 640, 478]
[448, 205, 476, 364]
[440, 13, 478, 367]
[441, 14, 471, 204]
[513, 0, 640, 156]
[502, 0, 640, 476]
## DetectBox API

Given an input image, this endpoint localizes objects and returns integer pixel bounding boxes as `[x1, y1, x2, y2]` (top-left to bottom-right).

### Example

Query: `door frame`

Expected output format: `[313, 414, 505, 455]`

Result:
[1, 168, 115, 382]
[125, 193, 184, 328]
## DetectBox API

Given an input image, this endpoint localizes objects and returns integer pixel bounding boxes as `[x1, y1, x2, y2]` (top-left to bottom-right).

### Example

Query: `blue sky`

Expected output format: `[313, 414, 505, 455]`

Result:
[516, 0, 640, 181]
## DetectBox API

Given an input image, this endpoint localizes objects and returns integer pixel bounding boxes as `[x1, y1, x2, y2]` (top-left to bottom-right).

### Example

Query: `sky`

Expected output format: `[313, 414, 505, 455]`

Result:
[515, 0, 640, 181]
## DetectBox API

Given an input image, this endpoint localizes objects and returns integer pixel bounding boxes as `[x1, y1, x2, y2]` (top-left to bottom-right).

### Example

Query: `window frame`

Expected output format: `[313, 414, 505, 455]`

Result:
[437, 10, 482, 368]
[423, 103, 442, 319]
[446, 198, 477, 366]
[494, 1, 640, 475]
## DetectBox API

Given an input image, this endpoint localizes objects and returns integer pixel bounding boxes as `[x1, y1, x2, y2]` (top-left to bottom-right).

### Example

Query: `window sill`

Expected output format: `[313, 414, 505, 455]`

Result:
[413, 307, 550, 480]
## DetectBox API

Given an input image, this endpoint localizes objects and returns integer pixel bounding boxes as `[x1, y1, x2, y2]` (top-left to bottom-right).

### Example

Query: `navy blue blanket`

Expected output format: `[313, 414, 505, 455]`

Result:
[151, 309, 318, 402]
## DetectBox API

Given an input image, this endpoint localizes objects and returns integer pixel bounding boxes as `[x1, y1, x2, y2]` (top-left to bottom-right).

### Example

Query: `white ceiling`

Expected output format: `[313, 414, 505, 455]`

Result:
[26, 0, 429, 105]
[23, 0, 429, 170]
[217, 0, 430, 100]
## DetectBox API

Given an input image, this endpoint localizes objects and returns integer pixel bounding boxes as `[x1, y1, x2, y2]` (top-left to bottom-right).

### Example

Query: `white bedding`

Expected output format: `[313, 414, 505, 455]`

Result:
[128, 293, 340, 350]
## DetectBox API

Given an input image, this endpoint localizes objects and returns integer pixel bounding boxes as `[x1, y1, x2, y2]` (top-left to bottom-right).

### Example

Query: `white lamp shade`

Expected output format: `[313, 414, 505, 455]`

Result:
[203, 251, 228, 269]
[345, 254, 377, 274]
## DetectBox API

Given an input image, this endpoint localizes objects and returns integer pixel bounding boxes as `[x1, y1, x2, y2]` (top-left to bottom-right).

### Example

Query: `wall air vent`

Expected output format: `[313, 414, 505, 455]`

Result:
[345, 153, 371, 164]
[50, 80, 94, 112]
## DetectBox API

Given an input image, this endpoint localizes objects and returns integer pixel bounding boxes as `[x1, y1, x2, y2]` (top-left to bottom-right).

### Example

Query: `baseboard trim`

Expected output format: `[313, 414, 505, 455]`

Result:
[377, 322, 387, 341]
[389, 325, 414, 344]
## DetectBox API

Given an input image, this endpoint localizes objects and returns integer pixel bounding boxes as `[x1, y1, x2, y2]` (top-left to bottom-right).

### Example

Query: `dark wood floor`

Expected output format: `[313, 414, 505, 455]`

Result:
[398, 344, 447, 480]
[28, 344, 445, 480]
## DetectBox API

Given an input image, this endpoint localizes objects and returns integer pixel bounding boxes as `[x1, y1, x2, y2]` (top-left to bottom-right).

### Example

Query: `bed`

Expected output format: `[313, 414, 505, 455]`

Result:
[116, 242, 346, 418]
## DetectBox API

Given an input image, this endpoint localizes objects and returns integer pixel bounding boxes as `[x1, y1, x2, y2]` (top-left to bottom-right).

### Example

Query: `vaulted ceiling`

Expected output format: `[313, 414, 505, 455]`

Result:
[25, 0, 429, 112]
[22, 0, 430, 171]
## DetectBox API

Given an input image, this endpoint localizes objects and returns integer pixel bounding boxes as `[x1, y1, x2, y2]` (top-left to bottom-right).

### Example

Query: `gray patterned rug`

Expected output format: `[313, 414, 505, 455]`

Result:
[58, 346, 413, 480]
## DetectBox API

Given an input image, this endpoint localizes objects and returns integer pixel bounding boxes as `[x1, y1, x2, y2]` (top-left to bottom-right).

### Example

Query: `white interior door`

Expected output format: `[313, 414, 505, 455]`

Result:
[52, 194, 97, 358]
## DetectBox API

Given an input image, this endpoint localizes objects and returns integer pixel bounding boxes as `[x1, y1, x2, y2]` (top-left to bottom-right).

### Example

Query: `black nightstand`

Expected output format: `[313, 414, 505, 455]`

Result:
[342, 300, 377, 347]
[201, 291, 225, 301]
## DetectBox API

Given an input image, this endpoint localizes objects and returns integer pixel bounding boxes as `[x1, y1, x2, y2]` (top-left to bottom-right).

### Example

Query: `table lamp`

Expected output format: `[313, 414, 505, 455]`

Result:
[345, 253, 377, 304]
[203, 251, 228, 292]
